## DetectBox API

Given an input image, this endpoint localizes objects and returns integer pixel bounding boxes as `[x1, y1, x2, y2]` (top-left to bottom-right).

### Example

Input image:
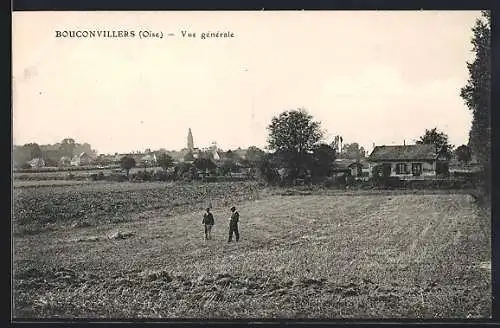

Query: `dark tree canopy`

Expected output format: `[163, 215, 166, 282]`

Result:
[460, 11, 490, 196]
[267, 109, 322, 153]
[267, 109, 323, 181]
[454, 145, 472, 164]
[120, 156, 136, 176]
[246, 146, 265, 163]
[25, 143, 42, 159]
[157, 153, 174, 170]
[416, 128, 453, 157]
[193, 158, 217, 172]
[223, 150, 242, 162]
[13, 143, 42, 168]
[310, 143, 336, 179]
[59, 138, 76, 158]
[219, 159, 239, 175]
[257, 153, 280, 185]
[183, 151, 195, 162]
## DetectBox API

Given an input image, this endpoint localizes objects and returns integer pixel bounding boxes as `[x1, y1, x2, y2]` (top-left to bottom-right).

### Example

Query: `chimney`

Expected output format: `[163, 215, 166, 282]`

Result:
[403, 140, 406, 146]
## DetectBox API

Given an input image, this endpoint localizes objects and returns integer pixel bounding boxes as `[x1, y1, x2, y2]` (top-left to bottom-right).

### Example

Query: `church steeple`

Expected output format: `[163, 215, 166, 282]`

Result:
[187, 128, 194, 151]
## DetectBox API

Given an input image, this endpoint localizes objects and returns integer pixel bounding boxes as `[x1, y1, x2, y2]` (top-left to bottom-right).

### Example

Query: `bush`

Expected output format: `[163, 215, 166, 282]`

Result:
[322, 176, 348, 189]
[90, 172, 105, 181]
[107, 173, 128, 182]
[131, 170, 154, 182]
[345, 175, 355, 186]
[152, 171, 169, 182]
[203, 176, 218, 183]
[322, 177, 336, 188]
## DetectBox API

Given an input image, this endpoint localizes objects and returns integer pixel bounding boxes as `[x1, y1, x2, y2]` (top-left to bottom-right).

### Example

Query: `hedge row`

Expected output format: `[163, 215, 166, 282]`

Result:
[14, 165, 120, 173]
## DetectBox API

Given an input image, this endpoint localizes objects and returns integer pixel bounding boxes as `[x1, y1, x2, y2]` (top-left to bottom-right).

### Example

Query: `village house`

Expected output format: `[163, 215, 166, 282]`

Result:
[332, 159, 371, 179]
[139, 153, 157, 167]
[367, 144, 448, 179]
[71, 152, 92, 166]
[59, 156, 72, 167]
[29, 157, 45, 168]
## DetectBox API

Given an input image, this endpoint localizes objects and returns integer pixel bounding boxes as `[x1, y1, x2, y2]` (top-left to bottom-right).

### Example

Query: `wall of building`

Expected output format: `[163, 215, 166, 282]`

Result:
[389, 161, 435, 179]
[367, 161, 436, 179]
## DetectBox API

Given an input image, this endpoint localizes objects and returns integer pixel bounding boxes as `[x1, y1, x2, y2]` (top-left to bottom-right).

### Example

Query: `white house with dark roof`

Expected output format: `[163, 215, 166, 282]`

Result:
[368, 144, 448, 179]
[29, 157, 45, 168]
[59, 156, 72, 167]
[140, 153, 157, 167]
[71, 152, 92, 166]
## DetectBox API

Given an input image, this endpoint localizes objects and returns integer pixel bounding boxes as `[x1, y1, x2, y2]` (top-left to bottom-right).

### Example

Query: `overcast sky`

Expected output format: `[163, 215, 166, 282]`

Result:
[12, 11, 480, 154]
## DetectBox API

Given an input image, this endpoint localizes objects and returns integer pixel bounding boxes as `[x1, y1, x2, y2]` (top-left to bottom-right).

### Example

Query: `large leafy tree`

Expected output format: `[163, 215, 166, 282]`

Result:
[59, 138, 76, 158]
[257, 153, 280, 185]
[454, 145, 472, 165]
[13, 143, 42, 167]
[340, 142, 365, 160]
[193, 158, 217, 172]
[267, 108, 323, 180]
[460, 11, 491, 196]
[24, 143, 42, 159]
[416, 128, 453, 158]
[120, 156, 136, 176]
[220, 159, 239, 175]
[157, 153, 174, 171]
[310, 143, 336, 179]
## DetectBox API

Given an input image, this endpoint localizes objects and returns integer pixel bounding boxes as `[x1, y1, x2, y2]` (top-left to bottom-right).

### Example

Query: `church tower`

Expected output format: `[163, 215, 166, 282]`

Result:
[187, 128, 194, 151]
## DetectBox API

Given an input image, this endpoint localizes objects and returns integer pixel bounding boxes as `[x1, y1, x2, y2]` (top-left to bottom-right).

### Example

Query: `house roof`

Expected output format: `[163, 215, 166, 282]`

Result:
[333, 159, 357, 170]
[368, 144, 437, 162]
[29, 158, 45, 165]
[333, 158, 369, 169]
[71, 152, 90, 160]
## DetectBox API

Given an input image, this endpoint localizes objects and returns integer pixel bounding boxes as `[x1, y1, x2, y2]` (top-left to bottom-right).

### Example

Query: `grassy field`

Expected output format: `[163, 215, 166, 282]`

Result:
[13, 166, 163, 180]
[12, 182, 491, 319]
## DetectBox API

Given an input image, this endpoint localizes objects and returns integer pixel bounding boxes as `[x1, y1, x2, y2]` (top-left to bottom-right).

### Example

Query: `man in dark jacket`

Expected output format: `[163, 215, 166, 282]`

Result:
[227, 206, 239, 242]
[202, 208, 215, 240]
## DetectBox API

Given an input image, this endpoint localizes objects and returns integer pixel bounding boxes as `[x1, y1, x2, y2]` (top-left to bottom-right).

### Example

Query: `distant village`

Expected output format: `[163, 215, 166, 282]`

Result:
[13, 127, 480, 183]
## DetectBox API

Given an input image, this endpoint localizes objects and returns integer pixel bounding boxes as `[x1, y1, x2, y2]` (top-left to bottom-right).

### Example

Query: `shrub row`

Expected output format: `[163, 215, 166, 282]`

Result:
[14, 165, 120, 174]
[313, 176, 477, 190]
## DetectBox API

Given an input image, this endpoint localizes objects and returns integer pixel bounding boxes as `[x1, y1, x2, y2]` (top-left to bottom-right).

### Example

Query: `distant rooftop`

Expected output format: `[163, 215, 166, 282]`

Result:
[368, 144, 437, 161]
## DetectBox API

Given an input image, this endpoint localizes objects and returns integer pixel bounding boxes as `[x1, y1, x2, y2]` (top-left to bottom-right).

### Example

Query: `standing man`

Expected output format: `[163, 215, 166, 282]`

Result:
[202, 208, 215, 240]
[228, 206, 240, 242]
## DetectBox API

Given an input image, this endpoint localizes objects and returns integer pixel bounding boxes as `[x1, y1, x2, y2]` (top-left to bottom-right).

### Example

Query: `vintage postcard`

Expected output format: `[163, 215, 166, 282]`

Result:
[12, 11, 491, 320]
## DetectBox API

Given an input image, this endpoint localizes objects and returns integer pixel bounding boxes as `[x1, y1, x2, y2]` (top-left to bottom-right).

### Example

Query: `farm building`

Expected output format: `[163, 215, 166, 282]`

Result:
[332, 159, 370, 178]
[59, 156, 71, 166]
[140, 153, 157, 167]
[71, 152, 92, 166]
[367, 144, 448, 179]
[28, 157, 45, 168]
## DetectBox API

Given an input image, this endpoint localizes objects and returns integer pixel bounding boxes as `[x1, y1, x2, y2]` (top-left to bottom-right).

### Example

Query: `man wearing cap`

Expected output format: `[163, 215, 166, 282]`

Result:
[202, 207, 215, 240]
[228, 206, 240, 242]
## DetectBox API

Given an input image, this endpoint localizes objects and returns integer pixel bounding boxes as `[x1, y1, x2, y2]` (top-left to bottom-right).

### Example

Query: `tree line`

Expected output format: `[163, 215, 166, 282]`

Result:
[13, 138, 97, 168]
[460, 11, 491, 202]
